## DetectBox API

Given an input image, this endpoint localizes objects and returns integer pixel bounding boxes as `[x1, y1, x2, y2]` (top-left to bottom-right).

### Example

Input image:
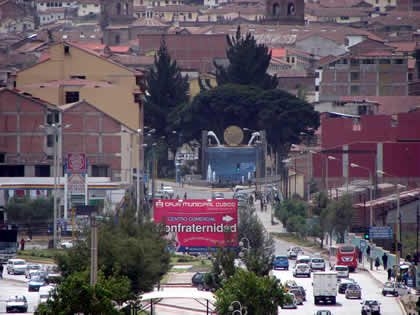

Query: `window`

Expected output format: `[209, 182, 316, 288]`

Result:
[362, 59, 374, 64]
[408, 73, 413, 81]
[0, 153, 5, 163]
[35, 165, 50, 177]
[64, 45, 70, 54]
[92, 165, 109, 177]
[188, 12, 192, 18]
[116, 2, 121, 14]
[379, 59, 391, 64]
[351, 85, 360, 95]
[47, 135, 54, 147]
[393, 59, 404, 64]
[71, 75, 86, 79]
[351, 72, 360, 81]
[350, 59, 359, 66]
[341, 16, 349, 20]
[115, 34, 120, 44]
[47, 112, 59, 124]
[65, 91, 79, 103]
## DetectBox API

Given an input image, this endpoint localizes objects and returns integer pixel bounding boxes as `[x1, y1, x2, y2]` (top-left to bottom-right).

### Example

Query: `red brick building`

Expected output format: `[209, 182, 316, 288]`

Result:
[317, 39, 409, 101]
[0, 88, 133, 182]
[138, 34, 227, 73]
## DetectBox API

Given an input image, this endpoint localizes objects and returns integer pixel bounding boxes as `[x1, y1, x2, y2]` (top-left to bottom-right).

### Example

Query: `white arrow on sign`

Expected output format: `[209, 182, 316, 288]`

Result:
[222, 215, 234, 223]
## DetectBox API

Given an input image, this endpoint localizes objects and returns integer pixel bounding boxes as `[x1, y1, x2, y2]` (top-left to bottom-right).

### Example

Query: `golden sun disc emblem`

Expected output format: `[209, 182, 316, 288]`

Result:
[224, 126, 244, 145]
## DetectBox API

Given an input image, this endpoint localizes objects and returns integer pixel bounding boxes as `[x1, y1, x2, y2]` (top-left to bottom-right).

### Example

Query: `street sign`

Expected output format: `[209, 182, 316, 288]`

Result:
[368, 226, 393, 239]
[360, 239, 367, 250]
[68, 174, 85, 193]
[67, 153, 87, 173]
[75, 205, 97, 215]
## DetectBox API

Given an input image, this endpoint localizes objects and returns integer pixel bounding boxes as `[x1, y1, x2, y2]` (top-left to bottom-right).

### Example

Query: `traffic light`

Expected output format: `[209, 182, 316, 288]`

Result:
[236, 163, 240, 172]
[364, 228, 370, 240]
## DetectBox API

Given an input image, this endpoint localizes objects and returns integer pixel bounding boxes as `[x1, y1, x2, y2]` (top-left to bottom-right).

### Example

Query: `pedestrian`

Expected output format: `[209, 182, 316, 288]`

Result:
[261, 198, 264, 212]
[184, 192, 187, 200]
[357, 247, 363, 263]
[0, 263, 3, 278]
[375, 256, 380, 270]
[366, 245, 371, 258]
[406, 254, 412, 263]
[20, 238, 25, 251]
[387, 267, 392, 281]
[382, 253, 388, 270]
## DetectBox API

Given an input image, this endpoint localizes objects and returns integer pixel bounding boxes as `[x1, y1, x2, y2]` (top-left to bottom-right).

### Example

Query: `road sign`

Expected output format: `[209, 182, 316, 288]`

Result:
[67, 153, 87, 173]
[68, 174, 85, 193]
[360, 239, 367, 250]
[368, 226, 393, 239]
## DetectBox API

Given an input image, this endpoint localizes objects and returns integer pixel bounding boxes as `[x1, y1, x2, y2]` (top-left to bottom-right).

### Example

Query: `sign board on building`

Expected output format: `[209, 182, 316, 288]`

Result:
[154, 199, 238, 253]
[67, 153, 87, 173]
[68, 174, 85, 193]
[368, 226, 393, 239]
[360, 239, 367, 250]
[75, 205, 97, 216]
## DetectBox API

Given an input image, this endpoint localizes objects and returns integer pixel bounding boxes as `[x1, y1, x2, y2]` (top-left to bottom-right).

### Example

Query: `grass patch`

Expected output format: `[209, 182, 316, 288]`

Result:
[169, 255, 213, 272]
[17, 248, 61, 264]
[271, 233, 317, 248]
[17, 254, 55, 264]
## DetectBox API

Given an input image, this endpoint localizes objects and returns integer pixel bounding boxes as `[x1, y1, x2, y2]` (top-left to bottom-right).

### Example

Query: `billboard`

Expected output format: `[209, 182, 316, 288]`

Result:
[67, 153, 87, 173]
[154, 199, 238, 253]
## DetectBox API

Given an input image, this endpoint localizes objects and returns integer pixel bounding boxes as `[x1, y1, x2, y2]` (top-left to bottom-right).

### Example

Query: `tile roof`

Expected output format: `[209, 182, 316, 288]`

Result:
[14, 41, 47, 54]
[205, 4, 265, 14]
[358, 50, 395, 56]
[307, 6, 372, 17]
[39, 8, 66, 14]
[318, 0, 371, 8]
[367, 11, 420, 26]
[269, 48, 286, 58]
[109, 46, 131, 53]
[131, 17, 169, 27]
[389, 41, 417, 53]
[0, 87, 59, 109]
[110, 55, 155, 67]
[339, 96, 420, 114]
[152, 4, 201, 12]
[275, 69, 309, 77]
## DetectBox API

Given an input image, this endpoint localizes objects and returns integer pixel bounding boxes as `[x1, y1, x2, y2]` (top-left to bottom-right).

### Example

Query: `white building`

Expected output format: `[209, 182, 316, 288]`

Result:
[36, 0, 78, 12]
[77, 0, 101, 17]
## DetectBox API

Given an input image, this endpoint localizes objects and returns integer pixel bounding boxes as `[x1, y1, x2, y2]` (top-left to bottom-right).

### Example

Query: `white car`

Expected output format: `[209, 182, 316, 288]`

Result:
[60, 240, 73, 248]
[162, 186, 174, 197]
[6, 296, 28, 313]
[25, 264, 42, 278]
[382, 281, 409, 296]
[361, 299, 381, 315]
[39, 285, 56, 304]
[293, 263, 311, 278]
[7, 259, 27, 275]
[310, 257, 326, 271]
[334, 265, 349, 278]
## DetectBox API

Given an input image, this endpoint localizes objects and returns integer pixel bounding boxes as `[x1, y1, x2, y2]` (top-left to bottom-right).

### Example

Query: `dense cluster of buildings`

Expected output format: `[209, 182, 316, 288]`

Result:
[0, 0, 419, 230]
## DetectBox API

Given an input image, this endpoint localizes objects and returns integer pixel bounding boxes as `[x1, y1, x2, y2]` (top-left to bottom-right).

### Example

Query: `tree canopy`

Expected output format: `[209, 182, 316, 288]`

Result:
[215, 269, 288, 315]
[6, 196, 52, 226]
[214, 26, 278, 90]
[144, 37, 189, 141]
[55, 203, 171, 294]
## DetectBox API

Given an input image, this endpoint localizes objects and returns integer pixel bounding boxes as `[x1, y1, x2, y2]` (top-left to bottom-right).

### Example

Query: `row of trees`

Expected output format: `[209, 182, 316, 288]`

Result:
[274, 192, 354, 246]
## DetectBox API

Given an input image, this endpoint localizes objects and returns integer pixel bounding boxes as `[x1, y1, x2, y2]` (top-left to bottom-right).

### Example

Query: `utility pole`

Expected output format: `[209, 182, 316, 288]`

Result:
[90, 210, 98, 286]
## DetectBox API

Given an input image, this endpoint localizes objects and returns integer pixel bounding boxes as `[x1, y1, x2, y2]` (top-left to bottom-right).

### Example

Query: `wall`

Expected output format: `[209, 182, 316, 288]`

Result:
[16, 42, 141, 130]
[296, 35, 346, 58]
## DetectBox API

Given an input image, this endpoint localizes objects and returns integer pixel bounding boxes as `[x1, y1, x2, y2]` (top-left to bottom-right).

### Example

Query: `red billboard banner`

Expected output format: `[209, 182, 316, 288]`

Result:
[154, 199, 238, 253]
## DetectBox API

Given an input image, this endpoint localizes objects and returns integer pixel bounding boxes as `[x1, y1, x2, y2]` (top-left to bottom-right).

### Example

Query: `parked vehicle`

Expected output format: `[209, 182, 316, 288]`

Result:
[338, 278, 357, 294]
[361, 299, 381, 315]
[281, 293, 298, 309]
[28, 275, 46, 292]
[192, 272, 206, 290]
[60, 240, 73, 248]
[345, 284, 362, 299]
[284, 280, 298, 292]
[287, 246, 302, 259]
[310, 257, 326, 271]
[292, 286, 306, 301]
[6, 296, 28, 313]
[25, 264, 42, 279]
[211, 192, 225, 200]
[313, 272, 338, 305]
[334, 265, 349, 278]
[382, 281, 409, 296]
[7, 259, 27, 275]
[293, 263, 311, 278]
[273, 255, 289, 270]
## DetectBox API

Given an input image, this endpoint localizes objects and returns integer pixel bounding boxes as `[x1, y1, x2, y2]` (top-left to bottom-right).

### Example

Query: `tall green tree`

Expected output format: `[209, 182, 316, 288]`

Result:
[326, 194, 353, 243]
[238, 205, 274, 277]
[55, 204, 171, 294]
[6, 196, 53, 226]
[214, 26, 278, 90]
[311, 191, 329, 248]
[145, 37, 189, 141]
[215, 269, 289, 315]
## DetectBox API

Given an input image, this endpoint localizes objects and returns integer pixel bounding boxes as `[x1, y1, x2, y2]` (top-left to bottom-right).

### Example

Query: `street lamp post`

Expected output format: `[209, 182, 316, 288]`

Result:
[351, 163, 373, 226]
[326, 156, 338, 198]
[40, 123, 71, 249]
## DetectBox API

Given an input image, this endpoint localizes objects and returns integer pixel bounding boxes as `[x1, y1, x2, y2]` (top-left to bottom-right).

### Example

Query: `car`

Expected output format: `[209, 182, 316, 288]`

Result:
[192, 272, 207, 290]
[288, 288, 304, 305]
[338, 278, 357, 294]
[6, 295, 28, 313]
[296, 255, 311, 265]
[361, 299, 381, 315]
[382, 281, 409, 297]
[334, 265, 349, 278]
[28, 275, 46, 292]
[211, 192, 225, 200]
[273, 255, 289, 270]
[287, 246, 302, 259]
[281, 293, 298, 309]
[345, 283, 362, 299]
[25, 264, 42, 278]
[310, 257, 326, 271]
[162, 186, 174, 198]
[314, 311, 333, 315]
[39, 285, 56, 304]
[7, 259, 27, 275]
[44, 265, 62, 284]
[292, 286, 306, 301]
[293, 263, 311, 278]
[60, 240, 73, 248]
[284, 280, 298, 292]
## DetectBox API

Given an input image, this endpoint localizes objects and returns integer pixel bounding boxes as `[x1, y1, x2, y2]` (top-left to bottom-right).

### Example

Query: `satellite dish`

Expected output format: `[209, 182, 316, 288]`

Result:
[224, 125, 244, 146]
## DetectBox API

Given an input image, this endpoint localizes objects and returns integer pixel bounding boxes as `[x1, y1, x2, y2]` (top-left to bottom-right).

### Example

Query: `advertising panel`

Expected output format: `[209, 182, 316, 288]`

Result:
[154, 199, 238, 253]
[67, 153, 87, 174]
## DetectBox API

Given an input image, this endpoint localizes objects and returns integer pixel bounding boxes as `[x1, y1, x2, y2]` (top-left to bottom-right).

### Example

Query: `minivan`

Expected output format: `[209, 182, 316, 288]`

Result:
[334, 265, 349, 278]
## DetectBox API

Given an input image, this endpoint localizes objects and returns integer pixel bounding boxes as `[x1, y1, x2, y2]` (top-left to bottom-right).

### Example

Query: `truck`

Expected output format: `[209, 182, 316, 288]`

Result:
[313, 271, 338, 305]
[0, 208, 18, 264]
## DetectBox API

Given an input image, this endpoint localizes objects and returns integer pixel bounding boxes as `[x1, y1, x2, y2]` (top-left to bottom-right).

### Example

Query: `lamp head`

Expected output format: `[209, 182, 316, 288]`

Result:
[350, 163, 358, 168]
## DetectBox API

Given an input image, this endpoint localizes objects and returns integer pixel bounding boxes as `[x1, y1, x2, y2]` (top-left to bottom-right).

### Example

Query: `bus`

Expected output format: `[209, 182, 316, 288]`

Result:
[329, 244, 358, 272]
